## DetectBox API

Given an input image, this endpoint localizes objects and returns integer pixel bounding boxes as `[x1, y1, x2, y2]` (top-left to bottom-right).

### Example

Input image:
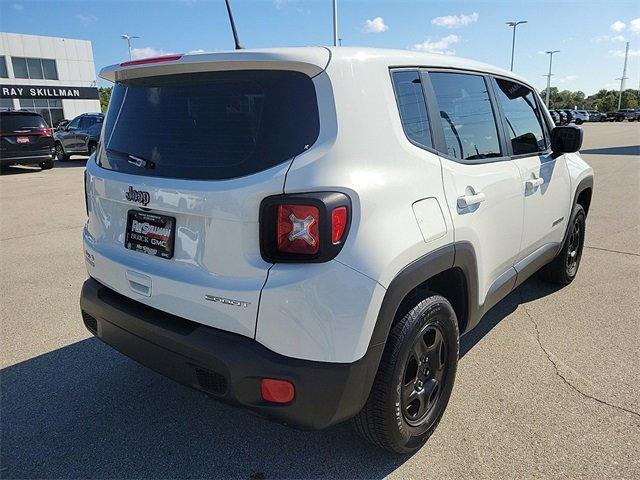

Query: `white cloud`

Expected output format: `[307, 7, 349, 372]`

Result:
[11, 3, 24, 10]
[412, 34, 460, 55]
[363, 17, 388, 33]
[75, 14, 97, 26]
[557, 75, 578, 85]
[610, 20, 626, 33]
[630, 18, 640, 33]
[274, 0, 288, 9]
[431, 13, 478, 28]
[609, 48, 640, 58]
[130, 47, 175, 60]
[187, 49, 207, 55]
[591, 34, 626, 43]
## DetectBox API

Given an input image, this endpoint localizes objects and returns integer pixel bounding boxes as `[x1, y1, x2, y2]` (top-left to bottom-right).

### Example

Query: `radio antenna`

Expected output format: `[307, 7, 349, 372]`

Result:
[224, 0, 243, 50]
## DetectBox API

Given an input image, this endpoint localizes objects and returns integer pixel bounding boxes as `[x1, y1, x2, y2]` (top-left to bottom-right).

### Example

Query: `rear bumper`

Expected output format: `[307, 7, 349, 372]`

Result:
[80, 277, 382, 430]
[1, 153, 54, 166]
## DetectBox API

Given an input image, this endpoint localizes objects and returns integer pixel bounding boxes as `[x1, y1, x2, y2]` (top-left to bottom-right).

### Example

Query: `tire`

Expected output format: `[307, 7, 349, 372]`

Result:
[40, 158, 54, 170]
[538, 204, 586, 285]
[55, 142, 68, 161]
[575, 119, 583, 125]
[88, 142, 97, 156]
[352, 294, 459, 454]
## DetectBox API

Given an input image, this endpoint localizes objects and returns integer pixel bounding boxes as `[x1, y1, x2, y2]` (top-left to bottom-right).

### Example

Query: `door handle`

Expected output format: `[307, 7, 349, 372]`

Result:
[457, 192, 486, 209]
[525, 177, 545, 190]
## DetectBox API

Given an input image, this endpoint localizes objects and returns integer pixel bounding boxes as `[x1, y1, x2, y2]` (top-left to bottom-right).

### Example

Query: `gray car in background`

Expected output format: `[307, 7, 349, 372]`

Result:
[54, 113, 104, 161]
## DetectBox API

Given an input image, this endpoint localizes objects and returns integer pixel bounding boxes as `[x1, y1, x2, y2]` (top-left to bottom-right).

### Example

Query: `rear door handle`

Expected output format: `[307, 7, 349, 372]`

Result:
[525, 177, 544, 190]
[457, 192, 486, 209]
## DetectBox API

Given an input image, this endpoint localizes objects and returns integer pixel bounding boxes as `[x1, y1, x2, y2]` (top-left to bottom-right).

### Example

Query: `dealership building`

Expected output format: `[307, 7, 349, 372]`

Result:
[0, 32, 101, 127]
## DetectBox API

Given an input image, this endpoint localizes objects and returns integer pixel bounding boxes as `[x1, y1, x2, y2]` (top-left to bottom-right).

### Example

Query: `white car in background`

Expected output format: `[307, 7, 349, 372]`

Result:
[572, 110, 590, 124]
[80, 47, 594, 453]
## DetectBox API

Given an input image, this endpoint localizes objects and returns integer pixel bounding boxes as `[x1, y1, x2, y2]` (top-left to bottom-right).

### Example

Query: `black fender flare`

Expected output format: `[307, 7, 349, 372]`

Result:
[356, 242, 479, 409]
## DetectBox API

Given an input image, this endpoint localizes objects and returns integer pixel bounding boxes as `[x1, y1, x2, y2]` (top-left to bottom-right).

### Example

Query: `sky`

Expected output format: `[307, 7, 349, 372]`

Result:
[1, 0, 639, 95]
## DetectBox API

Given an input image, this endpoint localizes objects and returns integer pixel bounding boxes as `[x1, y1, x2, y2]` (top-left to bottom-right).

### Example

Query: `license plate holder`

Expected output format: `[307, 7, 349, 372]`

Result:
[125, 210, 175, 259]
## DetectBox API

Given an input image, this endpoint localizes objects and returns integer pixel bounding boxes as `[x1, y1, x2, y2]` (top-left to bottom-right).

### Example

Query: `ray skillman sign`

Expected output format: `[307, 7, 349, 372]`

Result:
[0, 84, 99, 100]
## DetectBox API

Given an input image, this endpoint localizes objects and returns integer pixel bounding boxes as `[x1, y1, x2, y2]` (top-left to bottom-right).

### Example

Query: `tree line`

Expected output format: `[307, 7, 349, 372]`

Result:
[539, 87, 639, 112]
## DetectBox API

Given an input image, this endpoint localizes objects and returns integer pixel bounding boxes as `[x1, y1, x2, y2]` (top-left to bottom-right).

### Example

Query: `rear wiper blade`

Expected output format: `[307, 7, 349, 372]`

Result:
[465, 152, 502, 160]
[107, 148, 155, 169]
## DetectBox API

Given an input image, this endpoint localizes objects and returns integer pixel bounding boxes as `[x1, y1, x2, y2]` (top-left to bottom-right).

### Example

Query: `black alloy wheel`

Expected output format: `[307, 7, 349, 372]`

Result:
[401, 324, 448, 426]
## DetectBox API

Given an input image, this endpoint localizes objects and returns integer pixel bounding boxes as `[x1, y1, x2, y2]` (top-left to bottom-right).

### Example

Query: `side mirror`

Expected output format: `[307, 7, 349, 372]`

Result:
[551, 125, 583, 154]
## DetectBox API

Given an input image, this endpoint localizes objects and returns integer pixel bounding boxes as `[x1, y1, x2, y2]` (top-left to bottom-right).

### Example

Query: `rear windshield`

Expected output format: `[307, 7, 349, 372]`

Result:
[1, 112, 47, 131]
[99, 70, 320, 180]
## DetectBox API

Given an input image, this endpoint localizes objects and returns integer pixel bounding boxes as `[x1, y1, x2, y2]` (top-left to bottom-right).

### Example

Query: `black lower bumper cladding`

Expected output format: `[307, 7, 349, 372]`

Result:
[79, 278, 381, 430]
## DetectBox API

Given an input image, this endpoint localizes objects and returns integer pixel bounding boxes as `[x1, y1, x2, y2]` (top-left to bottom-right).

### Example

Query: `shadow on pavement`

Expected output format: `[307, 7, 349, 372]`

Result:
[1, 277, 559, 479]
[0, 165, 42, 175]
[580, 145, 640, 156]
[55, 158, 88, 168]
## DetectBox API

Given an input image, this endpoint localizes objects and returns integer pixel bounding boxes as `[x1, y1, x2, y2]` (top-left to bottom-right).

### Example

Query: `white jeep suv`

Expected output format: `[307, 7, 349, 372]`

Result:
[80, 47, 593, 453]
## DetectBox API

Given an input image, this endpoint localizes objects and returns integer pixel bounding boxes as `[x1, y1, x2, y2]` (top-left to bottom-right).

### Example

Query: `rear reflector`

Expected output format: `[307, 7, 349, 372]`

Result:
[276, 204, 320, 255]
[120, 55, 182, 67]
[331, 206, 348, 244]
[261, 378, 295, 404]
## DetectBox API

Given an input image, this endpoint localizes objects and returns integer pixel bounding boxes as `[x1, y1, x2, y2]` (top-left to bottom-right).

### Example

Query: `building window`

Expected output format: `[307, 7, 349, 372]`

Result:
[19, 99, 64, 127]
[11, 57, 59, 80]
[0, 98, 14, 110]
[0, 56, 8, 78]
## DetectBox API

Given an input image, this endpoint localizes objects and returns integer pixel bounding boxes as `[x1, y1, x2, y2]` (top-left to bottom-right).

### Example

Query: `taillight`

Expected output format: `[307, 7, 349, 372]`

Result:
[260, 192, 351, 263]
[40, 128, 54, 137]
[277, 204, 320, 254]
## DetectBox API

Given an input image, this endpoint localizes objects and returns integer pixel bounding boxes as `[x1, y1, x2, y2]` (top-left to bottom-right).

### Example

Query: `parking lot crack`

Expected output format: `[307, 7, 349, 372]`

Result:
[520, 296, 640, 419]
[584, 245, 640, 257]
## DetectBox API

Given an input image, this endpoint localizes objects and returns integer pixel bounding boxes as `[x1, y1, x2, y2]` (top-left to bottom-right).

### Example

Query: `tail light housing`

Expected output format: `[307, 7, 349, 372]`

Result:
[260, 192, 351, 263]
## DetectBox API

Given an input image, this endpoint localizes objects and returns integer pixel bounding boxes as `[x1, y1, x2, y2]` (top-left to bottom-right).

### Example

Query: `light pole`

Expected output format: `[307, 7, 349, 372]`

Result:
[506, 20, 527, 71]
[617, 41, 630, 110]
[120, 34, 140, 61]
[332, 0, 339, 47]
[544, 50, 559, 109]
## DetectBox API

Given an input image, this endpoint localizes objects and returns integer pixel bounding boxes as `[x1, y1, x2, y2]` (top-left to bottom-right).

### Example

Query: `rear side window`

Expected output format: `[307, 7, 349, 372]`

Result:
[0, 113, 47, 131]
[429, 72, 501, 161]
[493, 78, 547, 155]
[99, 70, 320, 180]
[391, 70, 432, 148]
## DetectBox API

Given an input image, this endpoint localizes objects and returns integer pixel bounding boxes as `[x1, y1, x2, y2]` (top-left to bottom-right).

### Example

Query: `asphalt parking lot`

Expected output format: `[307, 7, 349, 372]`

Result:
[1, 123, 639, 479]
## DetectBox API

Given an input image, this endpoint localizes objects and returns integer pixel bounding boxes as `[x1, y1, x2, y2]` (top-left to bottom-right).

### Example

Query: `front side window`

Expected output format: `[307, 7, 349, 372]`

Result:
[494, 78, 547, 155]
[391, 70, 432, 148]
[67, 117, 82, 130]
[429, 72, 501, 161]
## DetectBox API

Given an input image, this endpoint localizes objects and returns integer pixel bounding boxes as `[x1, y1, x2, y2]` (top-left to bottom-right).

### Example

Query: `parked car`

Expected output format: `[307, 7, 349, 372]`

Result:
[572, 110, 590, 125]
[548, 109, 561, 125]
[562, 109, 575, 124]
[54, 113, 104, 161]
[587, 110, 606, 122]
[556, 109, 569, 125]
[0, 110, 55, 171]
[617, 108, 638, 121]
[80, 48, 593, 454]
[606, 111, 623, 122]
